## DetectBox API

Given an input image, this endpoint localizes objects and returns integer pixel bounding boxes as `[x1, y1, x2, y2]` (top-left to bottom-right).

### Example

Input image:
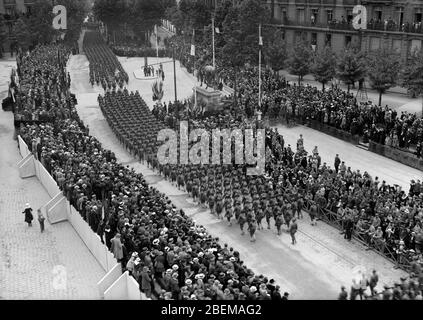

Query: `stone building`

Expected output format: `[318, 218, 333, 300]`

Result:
[265, 0, 423, 60]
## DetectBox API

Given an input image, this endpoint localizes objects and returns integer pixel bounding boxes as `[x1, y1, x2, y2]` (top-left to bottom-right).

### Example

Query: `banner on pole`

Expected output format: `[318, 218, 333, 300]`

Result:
[190, 44, 195, 56]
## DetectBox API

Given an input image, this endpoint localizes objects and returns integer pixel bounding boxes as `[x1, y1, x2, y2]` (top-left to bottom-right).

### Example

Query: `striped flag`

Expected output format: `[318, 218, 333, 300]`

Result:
[259, 35, 263, 48]
[215, 27, 220, 34]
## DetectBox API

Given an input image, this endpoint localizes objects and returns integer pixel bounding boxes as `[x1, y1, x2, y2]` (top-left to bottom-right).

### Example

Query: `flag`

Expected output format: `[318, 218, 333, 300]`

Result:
[259, 35, 263, 47]
[154, 24, 158, 36]
[190, 29, 195, 56]
[215, 27, 220, 34]
[9, 87, 15, 103]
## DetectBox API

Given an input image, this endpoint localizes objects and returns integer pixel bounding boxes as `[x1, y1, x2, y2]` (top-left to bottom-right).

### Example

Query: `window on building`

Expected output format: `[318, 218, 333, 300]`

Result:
[282, 9, 287, 24]
[415, 8, 422, 23]
[311, 8, 319, 24]
[374, 7, 382, 21]
[392, 39, 402, 53]
[370, 37, 381, 51]
[346, 9, 353, 23]
[410, 39, 422, 54]
[345, 35, 352, 47]
[396, 7, 404, 26]
[311, 33, 317, 45]
[326, 9, 333, 23]
[297, 8, 305, 24]
[325, 34, 332, 47]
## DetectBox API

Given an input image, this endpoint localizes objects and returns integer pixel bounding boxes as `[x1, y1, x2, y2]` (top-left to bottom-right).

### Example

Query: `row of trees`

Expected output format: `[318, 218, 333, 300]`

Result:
[3, 0, 89, 51]
[283, 41, 423, 106]
[162, 0, 423, 108]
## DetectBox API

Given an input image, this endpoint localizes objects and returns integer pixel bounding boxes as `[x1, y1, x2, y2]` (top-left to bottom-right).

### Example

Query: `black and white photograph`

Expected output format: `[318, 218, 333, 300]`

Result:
[0, 0, 422, 308]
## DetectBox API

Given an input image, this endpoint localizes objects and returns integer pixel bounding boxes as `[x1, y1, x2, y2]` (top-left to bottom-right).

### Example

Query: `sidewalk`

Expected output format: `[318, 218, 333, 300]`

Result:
[0, 60, 104, 300]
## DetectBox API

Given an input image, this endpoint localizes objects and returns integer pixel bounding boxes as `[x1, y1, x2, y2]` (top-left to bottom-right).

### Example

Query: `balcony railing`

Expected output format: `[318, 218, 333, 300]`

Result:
[367, 20, 423, 34]
[276, 18, 423, 35]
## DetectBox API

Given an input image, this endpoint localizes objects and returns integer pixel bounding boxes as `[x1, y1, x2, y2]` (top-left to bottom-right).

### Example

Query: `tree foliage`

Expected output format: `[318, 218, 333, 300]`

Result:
[366, 47, 401, 106]
[402, 49, 423, 99]
[0, 15, 8, 56]
[311, 46, 336, 90]
[336, 45, 366, 92]
[264, 29, 286, 72]
[93, 0, 126, 31]
[13, 18, 31, 50]
[56, 0, 90, 43]
[286, 41, 312, 84]
[26, 0, 56, 45]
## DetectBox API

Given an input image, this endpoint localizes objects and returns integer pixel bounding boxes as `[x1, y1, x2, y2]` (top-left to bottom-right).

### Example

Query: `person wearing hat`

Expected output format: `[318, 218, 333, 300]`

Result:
[369, 270, 379, 296]
[37, 209, 46, 233]
[22, 203, 34, 227]
[110, 233, 124, 264]
[154, 251, 165, 279]
[338, 286, 348, 300]
[140, 266, 153, 298]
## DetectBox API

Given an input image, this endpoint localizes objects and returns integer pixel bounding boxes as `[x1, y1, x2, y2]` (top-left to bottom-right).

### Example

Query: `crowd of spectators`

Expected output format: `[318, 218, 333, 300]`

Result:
[83, 31, 129, 90]
[13, 45, 74, 123]
[167, 32, 423, 157]
[15, 43, 283, 301]
[339, 269, 423, 300]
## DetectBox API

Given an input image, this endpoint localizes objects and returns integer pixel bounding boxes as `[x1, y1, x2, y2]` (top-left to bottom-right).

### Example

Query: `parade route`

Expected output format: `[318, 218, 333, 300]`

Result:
[68, 53, 409, 300]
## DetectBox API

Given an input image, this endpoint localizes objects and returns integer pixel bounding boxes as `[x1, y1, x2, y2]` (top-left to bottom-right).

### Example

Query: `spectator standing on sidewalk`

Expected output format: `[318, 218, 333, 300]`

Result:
[369, 270, 379, 295]
[37, 209, 45, 233]
[23, 203, 33, 227]
[111, 233, 124, 264]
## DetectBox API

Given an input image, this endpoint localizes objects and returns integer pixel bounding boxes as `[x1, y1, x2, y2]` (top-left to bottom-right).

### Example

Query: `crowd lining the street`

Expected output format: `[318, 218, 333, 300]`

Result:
[9, 27, 423, 299]
[13, 37, 284, 301]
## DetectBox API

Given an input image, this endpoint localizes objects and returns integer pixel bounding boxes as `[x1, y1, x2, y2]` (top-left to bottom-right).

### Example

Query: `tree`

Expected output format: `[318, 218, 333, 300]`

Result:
[26, 0, 56, 45]
[93, 0, 126, 33]
[286, 41, 312, 85]
[0, 15, 8, 57]
[219, 4, 243, 106]
[56, 0, 90, 43]
[403, 49, 423, 115]
[264, 29, 286, 72]
[366, 48, 401, 106]
[135, 0, 172, 44]
[311, 46, 336, 90]
[13, 18, 31, 51]
[236, 0, 270, 64]
[336, 45, 366, 93]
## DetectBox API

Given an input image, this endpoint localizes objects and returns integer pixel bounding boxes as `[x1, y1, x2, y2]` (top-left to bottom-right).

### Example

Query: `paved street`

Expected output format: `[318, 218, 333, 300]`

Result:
[0, 59, 104, 300]
[68, 54, 409, 300]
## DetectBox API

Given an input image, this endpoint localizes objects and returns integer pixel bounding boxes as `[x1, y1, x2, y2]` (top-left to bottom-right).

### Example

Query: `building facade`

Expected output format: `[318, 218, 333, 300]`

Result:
[265, 0, 423, 60]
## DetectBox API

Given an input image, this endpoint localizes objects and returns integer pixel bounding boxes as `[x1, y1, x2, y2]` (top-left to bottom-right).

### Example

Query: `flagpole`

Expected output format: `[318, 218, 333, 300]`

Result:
[155, 25, 159, 67]
[258, 23, 262, 113]
[193, 29, 197, 109]
[212, 17, 215, 69]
